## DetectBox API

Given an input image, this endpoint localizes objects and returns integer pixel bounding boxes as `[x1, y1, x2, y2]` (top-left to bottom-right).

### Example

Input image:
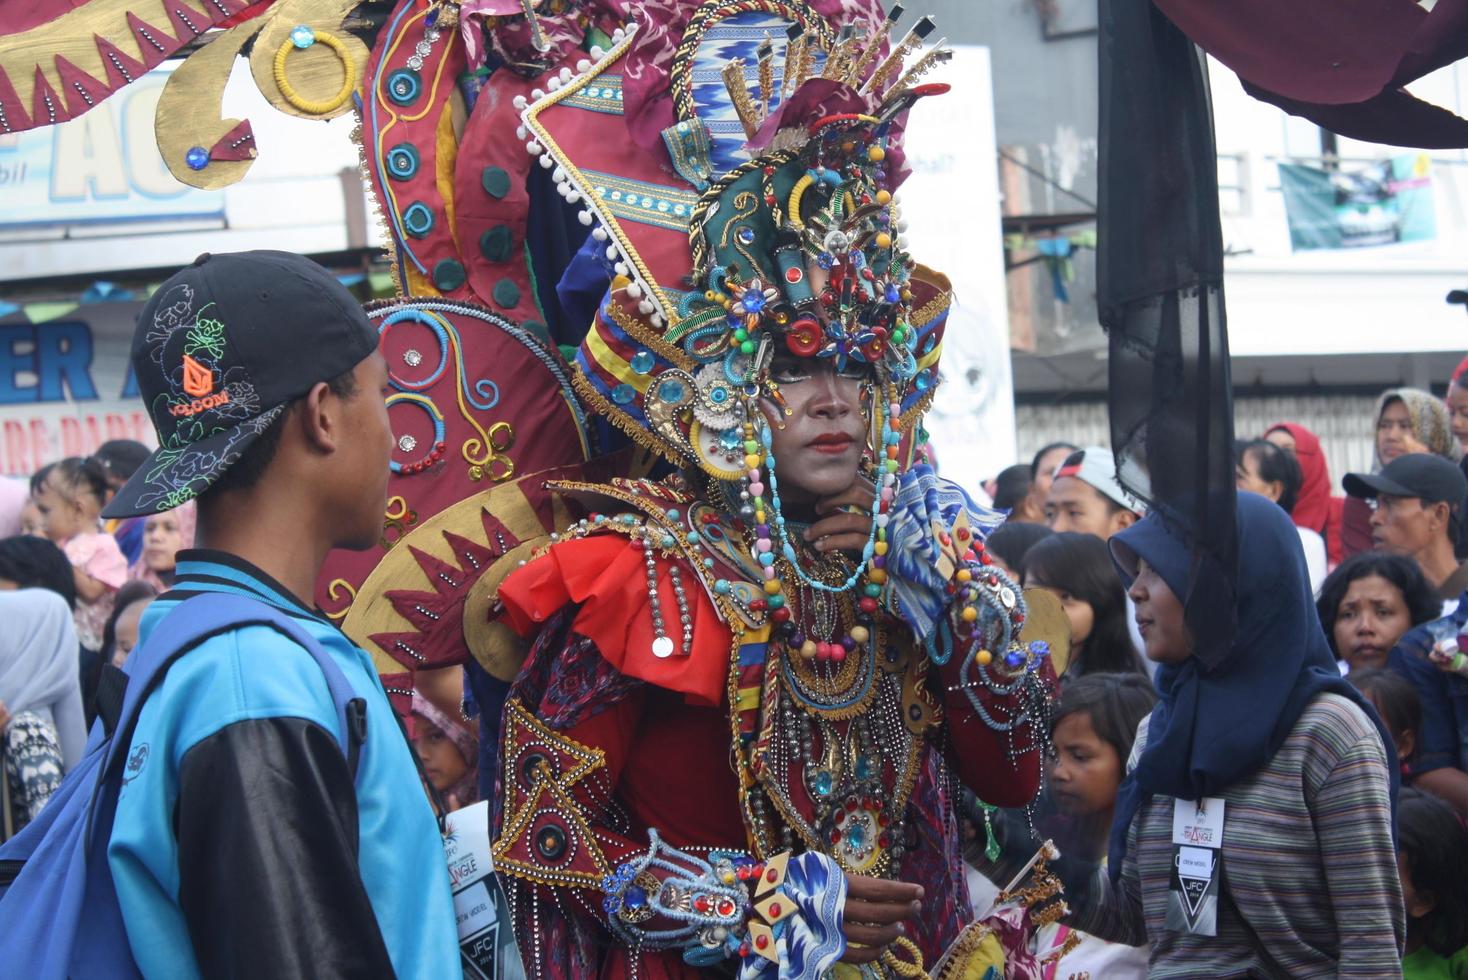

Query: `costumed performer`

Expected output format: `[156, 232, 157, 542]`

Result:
[486, 14, 1056, 979]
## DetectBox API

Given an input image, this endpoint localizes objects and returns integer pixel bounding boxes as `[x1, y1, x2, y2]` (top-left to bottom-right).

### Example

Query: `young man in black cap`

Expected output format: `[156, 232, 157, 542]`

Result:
[1344, 452, 1468, 611]
[101, 251, 459, 976]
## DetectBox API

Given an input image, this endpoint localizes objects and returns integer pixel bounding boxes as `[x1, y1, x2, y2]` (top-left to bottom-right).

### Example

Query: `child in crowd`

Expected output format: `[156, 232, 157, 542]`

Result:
[17, 499, 43, 538]
[34, 457, 127, 652]
[965, 673, 1156, 978]
[410, 691, 479, 813]
[1033, 673, 1156, 977]
[1023, 532, 1146, 677]
[103, 581, 159, 670]
[1350, 667, 1422, 782]
[128, 503, 194, 591]
[1397, 788, 1468, 979]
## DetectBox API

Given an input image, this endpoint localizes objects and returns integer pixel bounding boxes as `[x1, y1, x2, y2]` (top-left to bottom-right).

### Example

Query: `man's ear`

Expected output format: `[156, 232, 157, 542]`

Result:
[297, 380, 340, 455]
[1397, 728, 1416, 763]
[1112, 508, 1139, 533]
[1406, 885, 1437, 921]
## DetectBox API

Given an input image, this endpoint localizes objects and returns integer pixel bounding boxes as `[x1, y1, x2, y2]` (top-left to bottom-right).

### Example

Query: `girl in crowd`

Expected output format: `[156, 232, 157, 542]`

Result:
[1236, 438, 1325, 592]
[35, 457, 127, 652]
[410, 691, 478, 813]
[128, 502, 195, 592]
[0, 589, 82, 839]
[1069, 493, 1403, 974]
[1264, 422, 1342, 566]
[1349, 667, 1422, 782]
[1446, 356, 1468, 460]
[1397, 788, 1468, 979]
[1022, 531, 1145, 677]
[103, 581, 158, 670]
[983, 521, 1052, 580]
[1025, 441, 1080, 524]
[1342, 389, 1460, 560]
[1317, 552, 1440, 673]
[1033, 673, 1157, 977]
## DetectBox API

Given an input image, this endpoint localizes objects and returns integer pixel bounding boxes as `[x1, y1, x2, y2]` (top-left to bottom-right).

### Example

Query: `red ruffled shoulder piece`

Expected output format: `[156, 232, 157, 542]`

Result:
[499, 534, 732, 706]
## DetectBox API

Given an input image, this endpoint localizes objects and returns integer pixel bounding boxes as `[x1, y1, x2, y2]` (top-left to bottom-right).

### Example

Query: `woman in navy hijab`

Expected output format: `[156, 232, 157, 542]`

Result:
[1066, 493, 1403, 976]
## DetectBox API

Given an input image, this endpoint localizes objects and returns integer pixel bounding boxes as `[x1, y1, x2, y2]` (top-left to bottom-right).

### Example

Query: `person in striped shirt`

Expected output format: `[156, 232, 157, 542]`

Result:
[1065, 492, 1404, 978]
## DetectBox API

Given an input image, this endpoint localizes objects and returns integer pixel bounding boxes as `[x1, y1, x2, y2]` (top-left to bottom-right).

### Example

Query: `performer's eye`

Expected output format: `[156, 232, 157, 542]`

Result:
[769, 357, 813, 384]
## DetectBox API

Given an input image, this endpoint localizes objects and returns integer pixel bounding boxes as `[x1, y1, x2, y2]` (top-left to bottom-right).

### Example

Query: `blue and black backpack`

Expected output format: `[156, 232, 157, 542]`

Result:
[0, 592, 368, 978]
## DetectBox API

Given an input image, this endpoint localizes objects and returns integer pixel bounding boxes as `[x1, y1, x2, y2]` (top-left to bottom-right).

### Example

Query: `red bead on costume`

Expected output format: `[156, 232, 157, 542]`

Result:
[859, 597, 879, 614]
[755, 935, 770, 951]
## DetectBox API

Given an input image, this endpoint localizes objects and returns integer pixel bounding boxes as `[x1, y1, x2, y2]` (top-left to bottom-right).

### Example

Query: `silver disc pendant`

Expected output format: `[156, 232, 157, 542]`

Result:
[652, 636, 675, 658]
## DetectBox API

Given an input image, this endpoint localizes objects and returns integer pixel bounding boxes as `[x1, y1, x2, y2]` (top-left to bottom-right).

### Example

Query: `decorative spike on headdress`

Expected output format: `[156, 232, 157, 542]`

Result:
[518, 0, 550, 52]
[722, 58, 761, 139]
[780, 23, 808, 102]
[844, 3, 903, 87]
[756, 34, 775, 120]
[890, 40, 952, 96]
[821, 24, 862, 81]
[861, 14, 935, 95]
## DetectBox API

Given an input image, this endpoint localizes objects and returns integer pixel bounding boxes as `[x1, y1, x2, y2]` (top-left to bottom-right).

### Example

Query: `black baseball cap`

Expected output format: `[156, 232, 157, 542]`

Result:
[1342, 453, 1468, 505]
[103, 251, 378, 519]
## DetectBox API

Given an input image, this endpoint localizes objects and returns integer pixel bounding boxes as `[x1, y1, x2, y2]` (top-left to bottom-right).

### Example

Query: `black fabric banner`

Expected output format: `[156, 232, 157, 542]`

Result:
[1098, 0, 1237, 664]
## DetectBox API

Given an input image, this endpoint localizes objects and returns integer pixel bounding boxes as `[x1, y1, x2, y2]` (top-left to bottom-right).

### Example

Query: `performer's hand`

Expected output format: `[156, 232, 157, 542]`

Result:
[806, 477, 877, 554]
[839, 875, 922, 964]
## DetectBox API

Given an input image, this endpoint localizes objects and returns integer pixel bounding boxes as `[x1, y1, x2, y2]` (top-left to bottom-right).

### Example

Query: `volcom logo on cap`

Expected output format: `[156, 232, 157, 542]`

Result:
[171, 354, 231, 417]
[182, 354, 214, 397]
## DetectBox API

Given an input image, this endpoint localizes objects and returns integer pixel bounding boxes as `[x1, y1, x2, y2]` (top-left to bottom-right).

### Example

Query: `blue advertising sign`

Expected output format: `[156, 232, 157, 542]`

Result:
[0, 68, 224, 229]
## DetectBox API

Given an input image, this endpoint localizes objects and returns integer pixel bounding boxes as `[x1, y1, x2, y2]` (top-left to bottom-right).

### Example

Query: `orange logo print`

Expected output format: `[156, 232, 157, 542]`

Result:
[181, 355, 214, 398]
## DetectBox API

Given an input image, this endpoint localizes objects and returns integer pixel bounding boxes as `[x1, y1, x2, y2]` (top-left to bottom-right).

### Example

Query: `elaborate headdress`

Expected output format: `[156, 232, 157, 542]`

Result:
[520, 3, 954, 482]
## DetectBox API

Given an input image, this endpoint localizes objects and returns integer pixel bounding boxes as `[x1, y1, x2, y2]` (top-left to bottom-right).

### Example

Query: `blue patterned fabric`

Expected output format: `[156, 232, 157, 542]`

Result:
[884, 464, 1007, 642]
[737, 851, 848, 979]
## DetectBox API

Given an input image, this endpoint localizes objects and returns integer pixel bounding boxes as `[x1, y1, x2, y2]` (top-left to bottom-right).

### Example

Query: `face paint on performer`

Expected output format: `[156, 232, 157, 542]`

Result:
[759, 352, 872, 507]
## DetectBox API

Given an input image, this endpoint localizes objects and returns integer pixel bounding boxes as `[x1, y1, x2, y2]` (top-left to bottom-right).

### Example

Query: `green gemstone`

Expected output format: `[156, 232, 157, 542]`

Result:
[733, 328, 748, 342]
[492, 278, 521, 309]
[481, 166, 511, 198]
[740, 340, 756, 355]
[480, 225, 514, 262]
[432, 259, 466, 291]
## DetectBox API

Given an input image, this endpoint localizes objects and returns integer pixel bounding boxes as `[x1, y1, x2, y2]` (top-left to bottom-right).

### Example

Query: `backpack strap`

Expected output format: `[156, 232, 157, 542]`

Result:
[87, 593, 370, 846]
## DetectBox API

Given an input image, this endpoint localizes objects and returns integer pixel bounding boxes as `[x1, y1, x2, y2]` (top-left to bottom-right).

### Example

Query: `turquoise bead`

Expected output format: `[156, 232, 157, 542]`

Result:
[661, 535, 676, 548]
[687, 531, 701, 543]
[864, 583, 882, 597]
[714, 579, 731, 595]
[767, 594, 785, 608]
[758, 553, 774, 566]
[665, 509, 680, 520]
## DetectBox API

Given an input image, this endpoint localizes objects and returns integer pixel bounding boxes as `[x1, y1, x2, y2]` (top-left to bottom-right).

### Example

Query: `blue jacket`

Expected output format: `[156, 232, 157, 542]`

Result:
[1390, 595, 1468, 775]
[107, 550, 459, 978]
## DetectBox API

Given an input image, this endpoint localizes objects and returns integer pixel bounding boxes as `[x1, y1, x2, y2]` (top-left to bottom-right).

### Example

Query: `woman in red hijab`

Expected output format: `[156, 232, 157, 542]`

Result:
[1265, 422, 1343, 567]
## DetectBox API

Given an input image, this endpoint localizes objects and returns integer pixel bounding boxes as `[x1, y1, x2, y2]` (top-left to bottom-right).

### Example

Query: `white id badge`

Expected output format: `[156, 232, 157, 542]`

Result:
[444, 802, 527, 979]
[1167, 797, 1224, 936]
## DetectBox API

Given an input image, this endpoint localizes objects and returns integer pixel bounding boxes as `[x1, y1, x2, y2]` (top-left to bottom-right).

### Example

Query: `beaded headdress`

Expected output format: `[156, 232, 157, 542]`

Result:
[521, 2, 953, 482]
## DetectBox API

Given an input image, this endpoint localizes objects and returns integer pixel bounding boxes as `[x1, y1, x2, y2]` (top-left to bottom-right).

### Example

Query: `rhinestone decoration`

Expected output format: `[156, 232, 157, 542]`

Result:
[403, 348, 424, 367]
[398, 435, 418, 452]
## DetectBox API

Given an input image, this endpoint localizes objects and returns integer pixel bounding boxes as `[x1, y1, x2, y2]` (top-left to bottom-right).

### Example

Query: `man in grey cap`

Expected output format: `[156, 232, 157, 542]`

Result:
[1044, 446, 1145, 540]
[1345, 452, 1468, 611]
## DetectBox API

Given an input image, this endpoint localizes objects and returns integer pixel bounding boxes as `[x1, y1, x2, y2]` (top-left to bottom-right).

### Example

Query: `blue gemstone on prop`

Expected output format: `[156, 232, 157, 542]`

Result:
[736, 227, 755, 245]
[1005, 649, 1026, 669]
[758, 553, 774, 567]
[767, 594, 784, 608]
[1030, 640, 1051, 656]
[185, 146, 209, 171]
[885, 284, 901, 303]
[631, 350, 656, 374]
[425, 6, 439, 26]
[611, 383, 637, 405]
[387, 69, 422, 106]
[402, 202, 435, 238]
[666, 509, 680, 520]
[661, 534, 676, 548]
[720, 429, 741, 450]
[386, 143, 419, 180]
[709, 386, 729, 405]
[847, 823, 867, 849]
[914, 371, 932, 391]
[742, 291, 766, 312]
[290, 24, 315, 48]
[687, 531, 701, 543]
[855, 756, 874, 780]
[624, 885, 647, 908]
[658, 380, 686, 402]
[813, 770, 834, 796]
[714, 579, 731, 595]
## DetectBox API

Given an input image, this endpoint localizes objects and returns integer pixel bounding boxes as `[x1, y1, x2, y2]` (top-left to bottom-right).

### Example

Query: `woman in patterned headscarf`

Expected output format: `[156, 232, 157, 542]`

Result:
[1341, 388, 1461, 560]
